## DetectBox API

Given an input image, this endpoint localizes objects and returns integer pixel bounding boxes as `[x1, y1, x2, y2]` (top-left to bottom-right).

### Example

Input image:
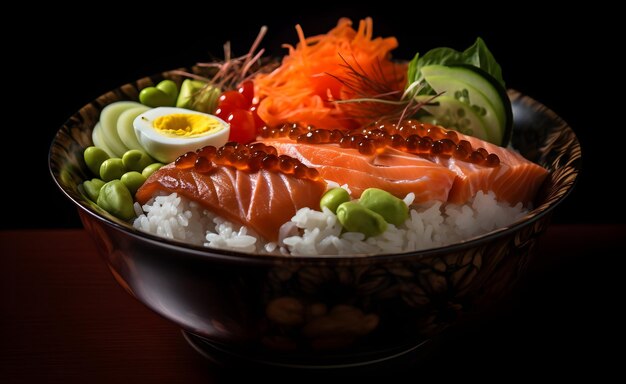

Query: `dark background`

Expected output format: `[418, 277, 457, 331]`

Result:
[3, 5, 623, 228]
[2, 5, 624, 380]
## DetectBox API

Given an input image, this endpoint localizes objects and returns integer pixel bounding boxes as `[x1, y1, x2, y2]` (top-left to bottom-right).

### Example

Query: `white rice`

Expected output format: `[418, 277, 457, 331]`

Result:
[133, 189, 527, 256]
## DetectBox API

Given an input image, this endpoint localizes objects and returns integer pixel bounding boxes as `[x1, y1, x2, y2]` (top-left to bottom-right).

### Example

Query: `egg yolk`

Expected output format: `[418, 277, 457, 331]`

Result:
[153, 113, 223, 138]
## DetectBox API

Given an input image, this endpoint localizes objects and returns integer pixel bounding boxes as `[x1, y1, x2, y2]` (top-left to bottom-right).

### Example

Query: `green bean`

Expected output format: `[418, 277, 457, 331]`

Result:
[122, 149, 154, 172]
[84, 146, 110, 176]
[336, 202, 387, 238]
[96, 180, 135, 220]
[320, 187, 350, 213]
[358, 188, 409, 226]
[82, 178, 105, 202]
[121, 171, 146, 195]
[99, 158, 126, 181]
[142, 163, 164, 178]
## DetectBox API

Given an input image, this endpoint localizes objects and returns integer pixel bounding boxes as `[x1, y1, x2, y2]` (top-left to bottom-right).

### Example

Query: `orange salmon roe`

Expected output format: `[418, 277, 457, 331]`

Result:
[259, 120, 501, 167]
[175, 142, 321, 181]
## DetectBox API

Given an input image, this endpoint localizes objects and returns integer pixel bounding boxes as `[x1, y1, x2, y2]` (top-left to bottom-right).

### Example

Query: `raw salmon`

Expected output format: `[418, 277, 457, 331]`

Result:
[260, 131, 548, 206]
[437, 132, 548, 205]
[262, 138, 457, 203]
[136, 164, 327, 241]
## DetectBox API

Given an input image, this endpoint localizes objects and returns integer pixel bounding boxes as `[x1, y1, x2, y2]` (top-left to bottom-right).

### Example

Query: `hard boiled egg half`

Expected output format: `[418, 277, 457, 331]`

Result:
[134, 107, 230, 163]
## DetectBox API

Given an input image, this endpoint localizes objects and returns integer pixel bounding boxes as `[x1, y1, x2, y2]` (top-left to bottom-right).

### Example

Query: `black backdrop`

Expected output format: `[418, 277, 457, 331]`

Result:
[2, 4, 624, 379]
[4, 6, 623, 228]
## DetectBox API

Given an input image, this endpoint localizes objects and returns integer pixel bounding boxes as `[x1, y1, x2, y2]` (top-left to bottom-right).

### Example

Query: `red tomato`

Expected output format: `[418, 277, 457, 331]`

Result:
[227, 110, 257, 144]
[237, 81, 254, 107]
[215, 104, 236, 121]
[218, 90, 248, 110]
[249, 105, 266, 131]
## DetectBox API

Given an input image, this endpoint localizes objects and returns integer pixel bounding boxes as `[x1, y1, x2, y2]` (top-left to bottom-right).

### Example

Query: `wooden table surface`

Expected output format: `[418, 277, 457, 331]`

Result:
[1, 225, 624, 382]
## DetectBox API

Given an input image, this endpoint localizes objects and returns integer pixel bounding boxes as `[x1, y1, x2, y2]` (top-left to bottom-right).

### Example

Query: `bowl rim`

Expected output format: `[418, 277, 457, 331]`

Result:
[48, 72, 581, 265]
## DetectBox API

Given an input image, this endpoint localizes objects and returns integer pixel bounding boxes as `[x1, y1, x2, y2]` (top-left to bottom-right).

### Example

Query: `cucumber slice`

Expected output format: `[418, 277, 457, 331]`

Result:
[463, 64, 513, 145]
[91, 122, 115, 157]
[418, 95, 490, 141]
[100, 101, 143, 157]
[117, 105, 150, 151]
[424, 75, 502, 143]
[421, 65, 506, 125]
[420, 65, 512, 145]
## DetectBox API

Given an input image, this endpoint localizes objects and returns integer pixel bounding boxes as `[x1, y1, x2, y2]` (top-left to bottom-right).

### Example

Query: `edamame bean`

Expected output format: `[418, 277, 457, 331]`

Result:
[84, 146, 110, 176]
[139, 80, 178, 108]
[122, 149, 154, 172]
[336, 202, 387, 238]
[120, 171, 146, 195]
[142, 163, 164, 178]
[139, 85, 175, 108]
[82, 178, 105, 202]
[156, 80, 178, 101]
[97, 180, 135, 220]
[99, 158, 126, 181]
[358, 188, 409, 226]
[320, 187, 350, 213]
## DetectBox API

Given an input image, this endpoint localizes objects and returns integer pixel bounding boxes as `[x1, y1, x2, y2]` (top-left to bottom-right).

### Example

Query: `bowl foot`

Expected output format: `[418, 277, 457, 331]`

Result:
[182, 330, 436, 371]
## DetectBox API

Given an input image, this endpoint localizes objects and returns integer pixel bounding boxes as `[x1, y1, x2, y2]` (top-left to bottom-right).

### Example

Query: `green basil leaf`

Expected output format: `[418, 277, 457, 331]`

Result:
[407, 38, 504, 94]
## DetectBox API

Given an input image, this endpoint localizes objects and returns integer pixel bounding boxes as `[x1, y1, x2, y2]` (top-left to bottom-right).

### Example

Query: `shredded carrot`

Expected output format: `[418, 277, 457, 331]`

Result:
[254, 18, 407, 130]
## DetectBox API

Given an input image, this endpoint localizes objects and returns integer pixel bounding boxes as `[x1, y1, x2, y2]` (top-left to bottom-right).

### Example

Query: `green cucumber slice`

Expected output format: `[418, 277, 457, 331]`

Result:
[100, 101, 143, 156]
[421, 65, 505, 125]
[461, 64, 513, 145]
[117, 105, 150, 151]
[418, 95, 490, 141]
[91, 122, 115, 157]
[424, 75, 501, 143]
[419, 64, 512, 145]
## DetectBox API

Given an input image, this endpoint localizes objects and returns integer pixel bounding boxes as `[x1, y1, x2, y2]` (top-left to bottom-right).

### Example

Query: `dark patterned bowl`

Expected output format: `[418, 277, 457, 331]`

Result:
[49, 69, 580, 369]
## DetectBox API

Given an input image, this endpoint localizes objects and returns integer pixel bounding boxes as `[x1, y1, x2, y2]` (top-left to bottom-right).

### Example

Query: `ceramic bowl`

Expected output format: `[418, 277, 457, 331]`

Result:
[49, 69, 581, 369]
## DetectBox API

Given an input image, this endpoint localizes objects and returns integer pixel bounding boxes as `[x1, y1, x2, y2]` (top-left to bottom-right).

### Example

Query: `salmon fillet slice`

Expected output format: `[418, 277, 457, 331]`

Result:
[136, 164, 327, 241]
[262, 138, 457, 202]
[261, 131, 548, 206]
[436, 132, 549, 205]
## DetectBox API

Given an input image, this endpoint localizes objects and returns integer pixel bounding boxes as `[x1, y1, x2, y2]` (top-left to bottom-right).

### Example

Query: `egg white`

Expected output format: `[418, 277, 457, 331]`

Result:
[134, 107, 230, 163]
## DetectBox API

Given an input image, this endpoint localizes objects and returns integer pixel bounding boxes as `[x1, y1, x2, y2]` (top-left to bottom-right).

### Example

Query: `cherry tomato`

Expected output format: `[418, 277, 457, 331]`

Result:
[218, 90, 248, 110]
[249, 105, 266, 131]
[215, 104, 237, 121]
[227, 110, 257, 144]
[237, 81, 254, 107]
